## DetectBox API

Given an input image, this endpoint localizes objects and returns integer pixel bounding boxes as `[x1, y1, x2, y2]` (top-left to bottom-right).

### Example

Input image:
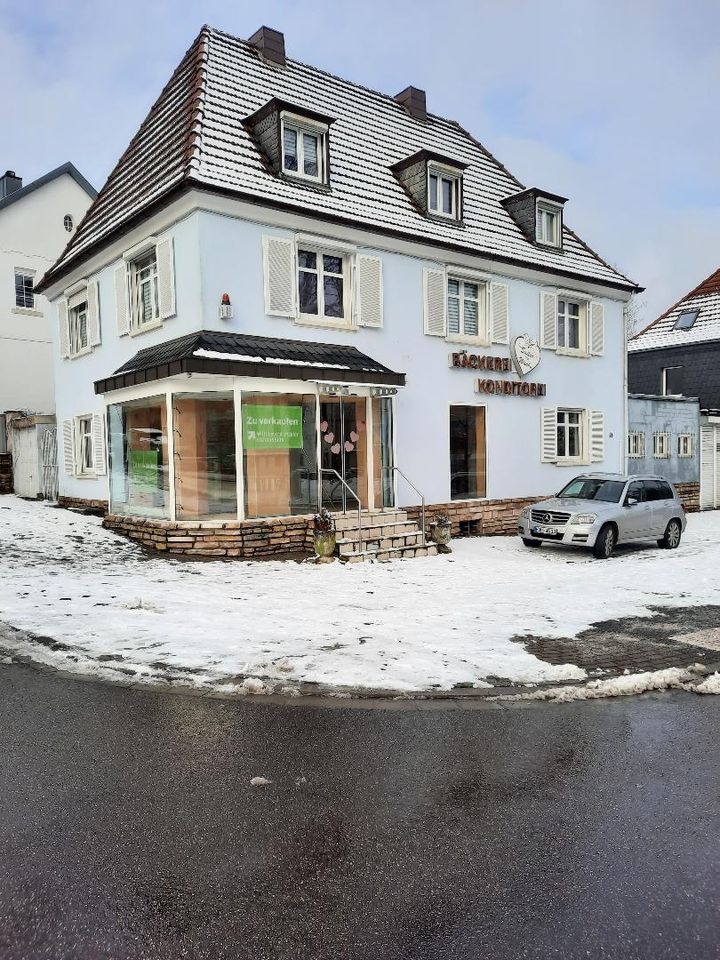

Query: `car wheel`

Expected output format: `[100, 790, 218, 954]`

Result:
[592, 524, 616, 559]
[522, 538, 542, 548]
[659, 519, 682, 550]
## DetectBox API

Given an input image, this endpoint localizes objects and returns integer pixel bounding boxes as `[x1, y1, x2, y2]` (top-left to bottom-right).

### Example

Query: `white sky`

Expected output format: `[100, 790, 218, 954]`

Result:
[3, 0, 719, 325]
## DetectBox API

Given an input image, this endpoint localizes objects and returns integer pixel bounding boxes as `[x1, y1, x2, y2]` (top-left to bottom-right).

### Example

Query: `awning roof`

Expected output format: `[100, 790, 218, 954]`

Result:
[94, 330, 405, 394]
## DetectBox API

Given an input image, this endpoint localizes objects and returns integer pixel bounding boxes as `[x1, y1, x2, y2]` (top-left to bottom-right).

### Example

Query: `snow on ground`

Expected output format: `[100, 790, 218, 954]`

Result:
[1, 497, 719, 694]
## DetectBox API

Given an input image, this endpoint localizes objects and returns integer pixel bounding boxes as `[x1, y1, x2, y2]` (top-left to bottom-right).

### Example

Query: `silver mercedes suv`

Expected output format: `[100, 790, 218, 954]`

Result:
[517, 474, 687, 559]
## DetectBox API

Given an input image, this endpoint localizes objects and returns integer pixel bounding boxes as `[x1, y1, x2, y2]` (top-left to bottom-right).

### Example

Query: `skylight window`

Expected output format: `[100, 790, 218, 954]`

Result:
[673, 309, 699, 330]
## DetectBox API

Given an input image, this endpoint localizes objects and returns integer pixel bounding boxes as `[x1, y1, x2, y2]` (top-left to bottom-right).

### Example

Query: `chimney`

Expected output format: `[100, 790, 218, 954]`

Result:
[248, 26, 286, 66]
[0, 170, 22, 199]
[394, 86, 427, 122]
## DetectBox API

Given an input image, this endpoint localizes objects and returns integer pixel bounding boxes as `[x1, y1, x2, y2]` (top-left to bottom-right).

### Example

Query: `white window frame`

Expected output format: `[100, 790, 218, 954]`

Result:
[427, 163, 461, 220]
[627, 431, 646, 459]
[68, 289, 90, 358]
[662, 366, 683, 396]
[14, 267, 36, 310]
[556, 408, 586, 464]
[678, 433, 694, 458]
[280, 112, 327, 184]
[446, 274, 488, 345]
[536, 200, 562, 247]
[296, 245, 351, 329]
[557, 297, 588, 356]
[75, 415, 95, 477]
[129, 248, 160, 333]
[653, 432, 671, 459]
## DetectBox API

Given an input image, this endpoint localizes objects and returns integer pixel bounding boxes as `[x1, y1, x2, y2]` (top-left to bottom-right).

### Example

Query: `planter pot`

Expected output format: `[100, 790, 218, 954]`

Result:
[314, 531, 337, 558]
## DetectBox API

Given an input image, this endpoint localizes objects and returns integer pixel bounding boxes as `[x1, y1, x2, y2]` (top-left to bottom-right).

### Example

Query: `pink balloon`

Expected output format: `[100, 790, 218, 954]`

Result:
[331, 443, 341, 454]
[350, 431, 359, 442]
[344, 441, 354, 452]
[320, 421, 328, 432]
[323, 432, 334, 444]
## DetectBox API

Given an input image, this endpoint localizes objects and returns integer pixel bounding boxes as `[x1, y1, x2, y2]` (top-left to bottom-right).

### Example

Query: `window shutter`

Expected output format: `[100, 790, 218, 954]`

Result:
[263, 235, 296, 317]
[115, 264, 130, 336]
[87, 280, 101, 347]
[540, 291, 557, 349]
[589, 301, 605, 356]
[156, 238, 176, 319]
[92, 413, 107, 475]
[489, 282, 509, 344]
[58, 298, 69, 359]
[62, 420, 75, 476]
[423, 267, 446, 336]
[589, 410, 605, 463]
[541, 407, 558, 463]
[355, 255, 383, 328]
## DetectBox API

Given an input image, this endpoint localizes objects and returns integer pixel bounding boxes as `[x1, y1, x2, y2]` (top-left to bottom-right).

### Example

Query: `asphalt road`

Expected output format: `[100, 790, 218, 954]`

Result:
[1, 664, 718, 960]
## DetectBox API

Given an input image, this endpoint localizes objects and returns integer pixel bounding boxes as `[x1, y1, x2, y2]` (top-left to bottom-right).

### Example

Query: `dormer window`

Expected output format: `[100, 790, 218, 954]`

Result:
[536, 200, 562, 247]
[281, 113, 327, 183]
[391, 151, 466, 222]
[428, 165, 461, 219]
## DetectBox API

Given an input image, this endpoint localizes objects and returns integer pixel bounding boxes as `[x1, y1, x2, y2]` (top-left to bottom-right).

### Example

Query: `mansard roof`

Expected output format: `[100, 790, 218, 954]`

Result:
[40, 25, 639, 294]
[630, 265, 720, 353]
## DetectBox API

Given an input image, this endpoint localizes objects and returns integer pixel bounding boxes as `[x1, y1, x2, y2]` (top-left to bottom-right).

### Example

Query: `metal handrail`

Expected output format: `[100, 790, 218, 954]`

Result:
[392, 467, 426, 547]
[320, 468, 363, 553]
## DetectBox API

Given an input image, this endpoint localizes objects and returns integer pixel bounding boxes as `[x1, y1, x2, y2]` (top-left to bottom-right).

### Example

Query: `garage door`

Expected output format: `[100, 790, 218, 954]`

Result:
[700, 425, 720, 509]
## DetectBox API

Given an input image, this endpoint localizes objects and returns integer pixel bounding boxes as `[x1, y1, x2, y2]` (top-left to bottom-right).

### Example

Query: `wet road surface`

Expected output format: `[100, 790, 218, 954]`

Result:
[0, 662, 718, 959]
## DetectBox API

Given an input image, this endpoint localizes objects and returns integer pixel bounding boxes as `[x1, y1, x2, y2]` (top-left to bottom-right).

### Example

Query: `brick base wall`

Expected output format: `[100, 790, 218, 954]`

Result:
[58, 496, 109, 514]
[103, 513, 315, 557]
[675, 482, 700, 513]
[406, 496, 542, 538]
[0, 453, 12, 494]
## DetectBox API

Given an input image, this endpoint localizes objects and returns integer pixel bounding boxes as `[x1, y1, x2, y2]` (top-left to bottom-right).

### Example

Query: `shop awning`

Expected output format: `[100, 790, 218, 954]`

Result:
[94, 330, 406, 394]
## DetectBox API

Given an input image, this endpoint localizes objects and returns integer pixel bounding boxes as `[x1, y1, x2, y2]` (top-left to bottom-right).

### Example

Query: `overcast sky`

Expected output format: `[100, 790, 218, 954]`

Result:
[2, 0, 718, 325]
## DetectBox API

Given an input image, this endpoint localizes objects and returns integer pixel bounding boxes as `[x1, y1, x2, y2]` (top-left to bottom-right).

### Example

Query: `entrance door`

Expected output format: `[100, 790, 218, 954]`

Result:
[701, 425, 720, 509]
[319, 396, 369, 512]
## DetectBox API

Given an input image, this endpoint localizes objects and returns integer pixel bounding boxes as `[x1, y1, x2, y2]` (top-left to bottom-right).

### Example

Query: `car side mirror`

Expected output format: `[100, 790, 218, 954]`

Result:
[625, 496, 639, 507]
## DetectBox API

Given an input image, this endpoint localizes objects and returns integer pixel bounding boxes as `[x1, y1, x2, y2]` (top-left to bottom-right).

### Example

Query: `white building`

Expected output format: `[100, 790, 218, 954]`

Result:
[0, 164, 96, 423]
[37, 26, 640, 557]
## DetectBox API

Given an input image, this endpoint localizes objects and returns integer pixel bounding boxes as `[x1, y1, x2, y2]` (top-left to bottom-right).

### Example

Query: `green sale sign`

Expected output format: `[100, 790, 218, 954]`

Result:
[242, 405, 303, 450]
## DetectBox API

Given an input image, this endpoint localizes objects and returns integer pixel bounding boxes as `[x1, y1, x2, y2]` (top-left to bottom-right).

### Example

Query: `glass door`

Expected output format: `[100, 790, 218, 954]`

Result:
[319, 396, 369, 512]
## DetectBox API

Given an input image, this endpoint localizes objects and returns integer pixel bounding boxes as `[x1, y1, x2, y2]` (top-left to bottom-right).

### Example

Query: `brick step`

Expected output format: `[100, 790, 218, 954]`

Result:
[337, 530, 425, 555]
[341, 543, 438, 563]
[336, 520, 419, 541]
[333, 510, 407, 531]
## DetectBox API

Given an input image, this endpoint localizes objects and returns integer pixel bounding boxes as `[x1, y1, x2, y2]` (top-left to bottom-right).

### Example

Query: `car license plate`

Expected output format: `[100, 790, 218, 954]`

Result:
[532, 524, 557, 536]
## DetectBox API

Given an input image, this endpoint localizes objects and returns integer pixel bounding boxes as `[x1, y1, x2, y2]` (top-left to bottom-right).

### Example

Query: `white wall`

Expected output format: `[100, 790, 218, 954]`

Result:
[0, 174, 94, 414]
[51, 201, 628, 507]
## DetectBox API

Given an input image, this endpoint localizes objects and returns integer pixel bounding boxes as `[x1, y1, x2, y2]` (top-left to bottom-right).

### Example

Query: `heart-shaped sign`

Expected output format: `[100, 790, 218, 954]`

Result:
[511, 334, 541, 378]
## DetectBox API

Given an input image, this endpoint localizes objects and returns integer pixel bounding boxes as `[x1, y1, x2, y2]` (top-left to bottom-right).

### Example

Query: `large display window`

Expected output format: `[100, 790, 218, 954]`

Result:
[242, 392, 318, 519]
[108, 396, 170, 518]
[173, 393, 237, 520]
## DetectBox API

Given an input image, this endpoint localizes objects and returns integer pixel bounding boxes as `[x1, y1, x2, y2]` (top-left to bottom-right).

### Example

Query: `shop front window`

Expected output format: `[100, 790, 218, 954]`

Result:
[242, 393, 318, 519]
[450, 405, 487, 500]
[108, 396, 170, 518]
[173, 393, 237, 520]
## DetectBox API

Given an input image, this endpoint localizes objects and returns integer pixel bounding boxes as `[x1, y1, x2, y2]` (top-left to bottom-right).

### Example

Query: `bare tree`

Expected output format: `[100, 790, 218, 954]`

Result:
[623, 294, 646, 341]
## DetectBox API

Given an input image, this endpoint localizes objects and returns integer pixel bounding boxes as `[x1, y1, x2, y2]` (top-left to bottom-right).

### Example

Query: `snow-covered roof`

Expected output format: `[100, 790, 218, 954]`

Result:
[39, 25, 639, 294]
[630, 266, 720, 353]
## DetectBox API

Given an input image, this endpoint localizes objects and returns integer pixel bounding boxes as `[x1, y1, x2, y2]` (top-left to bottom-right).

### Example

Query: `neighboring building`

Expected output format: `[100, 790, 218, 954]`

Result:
[0, 164, 96, 497]
[37, 25, 640, 558]
[629, 265, 720, 510]
[0, 164, 97, 423]
[627, 394, 700, 510]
